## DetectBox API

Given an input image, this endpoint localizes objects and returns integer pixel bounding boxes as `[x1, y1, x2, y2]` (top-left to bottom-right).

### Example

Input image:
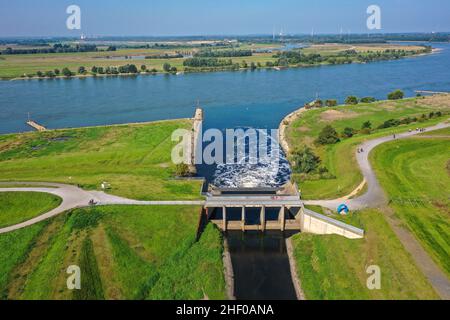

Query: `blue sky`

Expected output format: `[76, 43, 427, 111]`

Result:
[0, 0, 449, 37]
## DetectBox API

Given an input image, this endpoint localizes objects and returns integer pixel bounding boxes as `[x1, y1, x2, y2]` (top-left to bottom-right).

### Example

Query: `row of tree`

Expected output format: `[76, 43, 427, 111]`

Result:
[1, 44, 101, 55]
[272, 48, 430, 68]
[194, 49, 252, 58]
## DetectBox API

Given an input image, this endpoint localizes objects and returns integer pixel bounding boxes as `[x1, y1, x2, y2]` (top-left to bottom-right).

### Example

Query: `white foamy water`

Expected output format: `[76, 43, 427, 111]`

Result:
[212, 128, 291, 188]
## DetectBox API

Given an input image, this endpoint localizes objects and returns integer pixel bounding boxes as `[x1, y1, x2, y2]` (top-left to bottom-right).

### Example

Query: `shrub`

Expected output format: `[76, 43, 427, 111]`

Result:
[378, 119, 401, 129]
[292, 147, 321, 174]
[345, 96, 359, 105]
[316, 125, 340, 145]
[387, 89, 404, 100]
[342, 127, 356, 138]
[361, 121, 372, 130]
[360, 97, 376, 103]
[163, 63, 172, 72]
[78, 66, 86, 74]
[325, 99, 338, 107]
[62, 67, 73, 77]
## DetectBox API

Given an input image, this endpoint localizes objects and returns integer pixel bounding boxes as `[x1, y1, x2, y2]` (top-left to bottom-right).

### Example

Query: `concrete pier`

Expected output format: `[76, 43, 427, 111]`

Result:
[26, 120, 47, 132]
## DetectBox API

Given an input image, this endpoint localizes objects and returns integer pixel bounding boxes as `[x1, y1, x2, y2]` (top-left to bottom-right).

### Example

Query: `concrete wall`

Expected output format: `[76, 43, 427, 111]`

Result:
[300, 208, 364, 239]
[189, 108, 203, 174]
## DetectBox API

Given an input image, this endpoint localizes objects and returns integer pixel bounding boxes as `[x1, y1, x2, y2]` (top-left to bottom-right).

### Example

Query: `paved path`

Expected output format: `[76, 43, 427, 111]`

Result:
[0, 182, 204, 234]
[306, 121, 450, 299]
[304, 122, 450, 211]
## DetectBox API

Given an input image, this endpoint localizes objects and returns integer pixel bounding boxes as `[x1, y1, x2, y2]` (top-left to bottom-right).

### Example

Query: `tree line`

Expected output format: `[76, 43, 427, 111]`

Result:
[194, 49, 252, 58]
[0, 43, 106, 55]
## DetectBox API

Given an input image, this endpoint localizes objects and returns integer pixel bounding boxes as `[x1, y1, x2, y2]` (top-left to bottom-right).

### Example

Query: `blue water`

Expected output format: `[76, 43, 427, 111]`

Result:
[1, 42, 449, 135]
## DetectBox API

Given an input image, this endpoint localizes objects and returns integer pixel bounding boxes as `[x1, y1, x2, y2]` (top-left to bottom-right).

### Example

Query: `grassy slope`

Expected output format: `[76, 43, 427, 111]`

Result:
[0, 192, 61, 228]
[0, 222, 47, 298]
[0, 205, 226, 300]
[292, 209, 439, 300]
[286, 96, 450, 199]
[371, 137, 450, 277]
[0, 120, 202, 200]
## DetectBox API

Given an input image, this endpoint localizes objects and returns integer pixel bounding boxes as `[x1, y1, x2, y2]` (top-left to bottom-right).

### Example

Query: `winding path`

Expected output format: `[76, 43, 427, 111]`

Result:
[306, 121, 450, 300]
[1, 121, 449, 299]
[304, 121, 450, 210]
[0, 182, 204, 234]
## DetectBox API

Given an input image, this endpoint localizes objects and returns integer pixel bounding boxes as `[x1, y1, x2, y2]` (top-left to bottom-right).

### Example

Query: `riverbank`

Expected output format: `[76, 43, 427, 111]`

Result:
[0, 118, 203, 201]
[2, 43, 433, 81]
[280, 94, 450, 200]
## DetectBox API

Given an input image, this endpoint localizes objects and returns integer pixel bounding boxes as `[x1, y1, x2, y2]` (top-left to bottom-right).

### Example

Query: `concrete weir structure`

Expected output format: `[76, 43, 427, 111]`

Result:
[204, 182, 364, 239]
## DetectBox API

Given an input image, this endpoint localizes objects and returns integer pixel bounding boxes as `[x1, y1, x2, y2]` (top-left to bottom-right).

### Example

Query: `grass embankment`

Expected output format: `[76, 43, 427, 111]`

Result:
[0, 205, 226, 300]
[285, 95, 450, 200]
[0, 192, 61, 228]
[371, 137, 450, 277]
[0, 120, 202, 200]
[291, 209, 439, 300]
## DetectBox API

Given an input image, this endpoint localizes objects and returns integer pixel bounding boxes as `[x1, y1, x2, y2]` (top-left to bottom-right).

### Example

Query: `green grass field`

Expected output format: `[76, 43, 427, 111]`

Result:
[0, 205, 226, 300]
[371, 137, 450, 277]
[0, 192, 61, 228]
[0, 43, 425, 79]
[0, 120, 202, 200]
[291, 209, 439, 300]
[286, 95, 450, 199]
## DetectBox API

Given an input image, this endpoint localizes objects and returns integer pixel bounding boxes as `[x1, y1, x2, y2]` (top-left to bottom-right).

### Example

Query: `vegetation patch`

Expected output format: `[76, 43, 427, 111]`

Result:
[371, 137, 450, 277]
[0, 120, 203, 200]
[286, 95, 450, 199]
[291, 209, 438, 300]
[0, 192, 61, 228]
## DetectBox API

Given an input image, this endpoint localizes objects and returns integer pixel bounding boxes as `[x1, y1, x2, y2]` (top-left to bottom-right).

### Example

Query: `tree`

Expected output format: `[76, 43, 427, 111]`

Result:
[360, 97, 376, 103]
[91, 66, 98, 73]
[362, 121, 372, 129]
[250, 62, 257, 70]
[325, 99, 338, 107]
[78, 66, 86, 74]
[342, 127, 355, 138]
[163, 63, 172, 72]
[345, 96, 359, 105]
[141, 65, 147, 72]
[316, 125, 340, 145]
[36, 71, 43, 77]
[54, 69, 60, 75]
[45, 71, 55, 78]
[62, 67, 73, 77]
[291, 147, 321, 174]
[128, 64, 138, 73]
[387, 89, 404, 100]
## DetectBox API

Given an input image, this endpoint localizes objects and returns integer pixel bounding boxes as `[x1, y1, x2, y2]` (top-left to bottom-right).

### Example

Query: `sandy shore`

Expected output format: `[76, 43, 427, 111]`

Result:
[278, 106, 310, 156]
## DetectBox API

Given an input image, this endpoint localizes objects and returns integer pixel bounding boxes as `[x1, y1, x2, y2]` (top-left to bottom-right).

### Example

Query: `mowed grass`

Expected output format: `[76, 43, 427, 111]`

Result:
[0, 192, 61, 228]
[0, 222, 47, 298]
[0, 120, 202, 200]
[0, 205, 226, 300]
[371, 137, 450, 277]
[291, 209, 439, 300]
[286, 95, 450, 199]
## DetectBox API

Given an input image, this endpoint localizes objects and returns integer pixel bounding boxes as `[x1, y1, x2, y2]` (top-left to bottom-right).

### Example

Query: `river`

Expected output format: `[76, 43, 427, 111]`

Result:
[1, 41, 449, 300]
